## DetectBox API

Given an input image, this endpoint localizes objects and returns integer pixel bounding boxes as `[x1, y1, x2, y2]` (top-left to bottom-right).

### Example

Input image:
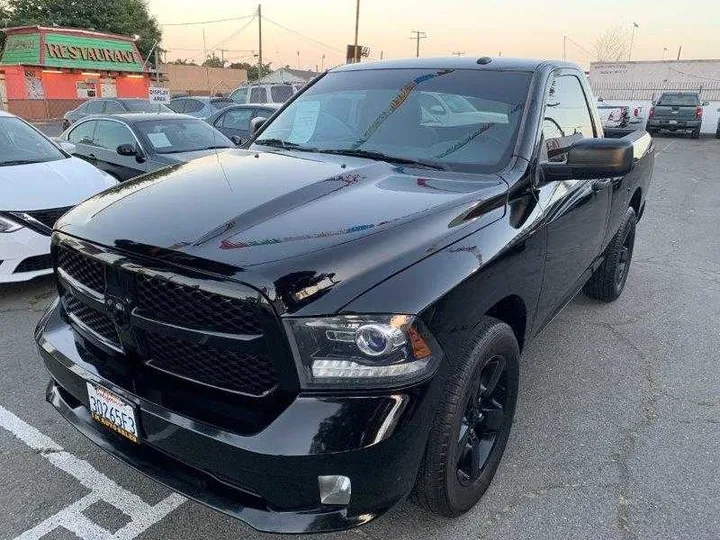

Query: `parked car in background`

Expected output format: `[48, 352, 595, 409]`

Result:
[60, 114, 236, 181]
[166, 96, 236, 119]
[0, 111, 116, 283]
[62, 99, 172, 130]
[37, 57, 654, 533]
[204, 103, 281, 142]
[647, 92, 703, 138]
[229, 83, 297, 104]
[716, 108, 720, 139]
[597, 101, 646, 137]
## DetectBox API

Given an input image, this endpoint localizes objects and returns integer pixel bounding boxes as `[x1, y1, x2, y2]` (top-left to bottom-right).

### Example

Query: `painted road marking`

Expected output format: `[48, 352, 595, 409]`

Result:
[0, 404, 186, 540]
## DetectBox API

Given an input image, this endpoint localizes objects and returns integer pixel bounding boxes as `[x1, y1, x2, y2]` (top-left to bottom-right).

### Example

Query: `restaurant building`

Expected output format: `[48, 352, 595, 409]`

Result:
[0, 26, 151, 120]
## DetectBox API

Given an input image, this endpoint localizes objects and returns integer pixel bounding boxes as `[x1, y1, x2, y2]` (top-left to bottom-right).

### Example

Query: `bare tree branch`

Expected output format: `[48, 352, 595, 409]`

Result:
[594, 26, 631, 62]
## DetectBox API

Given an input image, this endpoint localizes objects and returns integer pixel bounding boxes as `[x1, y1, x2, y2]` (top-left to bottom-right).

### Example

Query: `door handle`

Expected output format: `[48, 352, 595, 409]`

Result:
[591, 179, 612, 192]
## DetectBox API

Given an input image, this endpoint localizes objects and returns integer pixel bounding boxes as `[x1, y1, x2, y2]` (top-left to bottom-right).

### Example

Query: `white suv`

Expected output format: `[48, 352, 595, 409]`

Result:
[229, 83, 301, 105]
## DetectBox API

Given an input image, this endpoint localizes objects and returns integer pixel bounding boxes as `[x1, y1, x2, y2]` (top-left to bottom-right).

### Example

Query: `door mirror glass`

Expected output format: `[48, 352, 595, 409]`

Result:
[540, 138, 633, 181]
[701, 101, 710, 106]
[250, 116, 267, 135]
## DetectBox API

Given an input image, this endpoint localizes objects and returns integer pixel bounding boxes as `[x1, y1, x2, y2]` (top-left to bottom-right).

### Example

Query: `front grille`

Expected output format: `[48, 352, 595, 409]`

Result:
[63, 294, 120, 346]
[14, 254, 53, 273]
[145, 333, 279, 396]
[57, 245, 105, 293]
[23, 206, 73, 231]
[134, 273, 265, 335]
[54, 239, 287, 404]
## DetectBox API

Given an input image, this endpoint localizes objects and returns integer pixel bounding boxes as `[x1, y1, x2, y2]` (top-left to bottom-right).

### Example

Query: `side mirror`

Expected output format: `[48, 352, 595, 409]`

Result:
[230, 135, 244, 146]
[702, 101, 710, 106]
[117, 143, 146, 163]
[540, 138, 633, 181]
[54, 139, 76, 154]
[250, 116, 267, 135]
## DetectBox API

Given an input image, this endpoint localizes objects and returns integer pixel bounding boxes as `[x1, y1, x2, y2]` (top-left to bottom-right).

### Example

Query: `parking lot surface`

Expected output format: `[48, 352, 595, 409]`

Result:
[1, 137, 719, 540]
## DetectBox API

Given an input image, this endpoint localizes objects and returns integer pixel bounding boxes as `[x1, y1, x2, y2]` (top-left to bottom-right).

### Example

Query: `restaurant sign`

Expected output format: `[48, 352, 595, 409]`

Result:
[1, 31, 145, 72]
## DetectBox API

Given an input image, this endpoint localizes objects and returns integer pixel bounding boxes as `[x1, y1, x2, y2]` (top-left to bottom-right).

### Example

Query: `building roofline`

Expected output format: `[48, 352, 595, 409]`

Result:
[1, 25, 138, 42]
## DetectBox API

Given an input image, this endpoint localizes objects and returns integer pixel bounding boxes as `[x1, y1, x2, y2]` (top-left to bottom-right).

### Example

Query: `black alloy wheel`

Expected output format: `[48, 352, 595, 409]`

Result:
[456, 355, 508, 486]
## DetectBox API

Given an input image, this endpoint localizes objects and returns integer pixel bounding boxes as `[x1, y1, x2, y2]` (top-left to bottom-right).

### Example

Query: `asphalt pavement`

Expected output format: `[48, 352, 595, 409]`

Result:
[1, 137, 719, 540]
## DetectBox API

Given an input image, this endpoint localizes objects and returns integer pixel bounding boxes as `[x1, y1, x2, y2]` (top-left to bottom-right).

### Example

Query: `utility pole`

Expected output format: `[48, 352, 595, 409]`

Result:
[321, 53, 326, 71]
[354, 0, 360, 63]
[202, 28, 207, 61]
[257, 4, 263, 80]
[220, 49, 225, 66]
[629, 22, 639, 61]
[662, 46, 667, 60]
[154, 48, 160, 83]
[677, 45, 682, 60]
[563, 35, 567, 61]
[297, 50, 300, 69]
[380, 50, 384, 60]
[410, 30, 427, 58]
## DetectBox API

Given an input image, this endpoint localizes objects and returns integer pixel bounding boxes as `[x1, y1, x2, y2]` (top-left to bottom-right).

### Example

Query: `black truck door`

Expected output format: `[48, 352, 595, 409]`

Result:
[534, 72, 612, 327]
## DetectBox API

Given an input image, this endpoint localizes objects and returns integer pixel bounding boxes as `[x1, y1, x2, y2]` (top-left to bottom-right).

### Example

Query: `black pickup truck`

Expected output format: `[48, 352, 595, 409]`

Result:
[36, 57, 654, 533]
[647, 91, 704, 138]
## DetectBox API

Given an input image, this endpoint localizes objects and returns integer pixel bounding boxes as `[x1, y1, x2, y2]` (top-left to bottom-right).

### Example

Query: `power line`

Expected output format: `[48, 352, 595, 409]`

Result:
[161, 14, 254, 27]
[206, 16, 257, 55]
[565, 35, 596, 60]
[262, 15, 345, 54]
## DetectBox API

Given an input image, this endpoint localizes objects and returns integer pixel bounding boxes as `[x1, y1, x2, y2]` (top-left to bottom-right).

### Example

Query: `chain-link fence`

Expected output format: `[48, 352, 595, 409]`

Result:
[590, 80, 720, 102]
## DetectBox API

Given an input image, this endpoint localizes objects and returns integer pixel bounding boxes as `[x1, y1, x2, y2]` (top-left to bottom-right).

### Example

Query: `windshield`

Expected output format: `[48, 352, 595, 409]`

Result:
[0, 117, 66, 166]
[134, 118, 233, 154]
[657, 94, 700, 107]
[124, 100, 173, 113]
[254, 68, 531, 172]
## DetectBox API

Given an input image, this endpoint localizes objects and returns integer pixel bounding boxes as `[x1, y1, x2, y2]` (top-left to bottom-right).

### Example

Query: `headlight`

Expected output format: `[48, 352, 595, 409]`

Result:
[284, 314, 441, 389]
[0, 216, 23, 233]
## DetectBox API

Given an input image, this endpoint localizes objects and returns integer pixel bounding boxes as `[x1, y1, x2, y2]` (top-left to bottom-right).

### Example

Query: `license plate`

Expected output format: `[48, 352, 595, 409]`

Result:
[87, 382, 139, 443]
[669, 119, 678, 125]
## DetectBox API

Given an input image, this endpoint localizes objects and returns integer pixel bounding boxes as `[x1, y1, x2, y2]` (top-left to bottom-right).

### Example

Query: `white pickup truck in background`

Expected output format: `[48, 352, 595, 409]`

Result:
[597, 100, 646, 137]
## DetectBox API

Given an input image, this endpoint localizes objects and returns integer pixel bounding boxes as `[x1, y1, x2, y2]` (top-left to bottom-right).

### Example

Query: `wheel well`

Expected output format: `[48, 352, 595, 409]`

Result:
[629, 188, 642, 216]
[486, 295, 527, 351]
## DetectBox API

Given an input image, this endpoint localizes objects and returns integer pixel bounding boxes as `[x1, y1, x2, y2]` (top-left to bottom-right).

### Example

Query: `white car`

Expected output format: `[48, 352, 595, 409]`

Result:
[0, 111, 117, 283]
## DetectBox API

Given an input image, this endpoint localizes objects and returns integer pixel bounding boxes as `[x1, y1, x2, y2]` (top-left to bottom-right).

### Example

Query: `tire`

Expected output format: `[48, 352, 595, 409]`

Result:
[584, 207, 637, 302]
[646, 128, 657, 136]
[691, 128, 701, 139]
[412, 317, 520, 516]
[715, 129, 720, 140]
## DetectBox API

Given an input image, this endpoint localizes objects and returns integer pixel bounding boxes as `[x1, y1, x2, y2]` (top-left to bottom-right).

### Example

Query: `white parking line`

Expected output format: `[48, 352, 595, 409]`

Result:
[0, 404, 186, 540]
[656, 140, 676, 156]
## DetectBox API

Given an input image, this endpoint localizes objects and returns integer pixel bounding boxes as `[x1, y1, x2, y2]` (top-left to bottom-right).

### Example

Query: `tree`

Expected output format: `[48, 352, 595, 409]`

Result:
[0, 0, 162, 64]
[594, 26, 631, 62]
[171, 58, 197, 66]
[202, 54, 225, 68]
[228, 61, 272, 81]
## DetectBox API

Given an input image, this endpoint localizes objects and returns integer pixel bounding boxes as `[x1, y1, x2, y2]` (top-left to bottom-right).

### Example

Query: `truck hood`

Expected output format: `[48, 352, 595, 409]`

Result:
[0, 157, 117, 211]
[57, 149, 507, 313]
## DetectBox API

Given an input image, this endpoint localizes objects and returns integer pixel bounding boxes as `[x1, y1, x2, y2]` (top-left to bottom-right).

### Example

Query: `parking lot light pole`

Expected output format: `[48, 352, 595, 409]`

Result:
[354, 0, 360, 63]
[629, 22, 639, 61]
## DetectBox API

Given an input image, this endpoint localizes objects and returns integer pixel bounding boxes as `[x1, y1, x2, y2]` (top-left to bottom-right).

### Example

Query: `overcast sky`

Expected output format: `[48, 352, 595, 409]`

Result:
[150, 0, 720, 70]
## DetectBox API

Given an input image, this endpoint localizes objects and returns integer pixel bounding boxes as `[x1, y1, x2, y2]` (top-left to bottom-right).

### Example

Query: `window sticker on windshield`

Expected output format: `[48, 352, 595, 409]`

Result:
[288, 101, 320, 144]
[147, 132, 172, 148]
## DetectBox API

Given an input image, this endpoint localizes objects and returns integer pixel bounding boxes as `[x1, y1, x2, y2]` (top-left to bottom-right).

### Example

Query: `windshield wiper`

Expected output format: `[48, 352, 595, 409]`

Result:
[254, 139, 318, 152]
[0, 159, 45, 166]
[316, 149, 450, 171]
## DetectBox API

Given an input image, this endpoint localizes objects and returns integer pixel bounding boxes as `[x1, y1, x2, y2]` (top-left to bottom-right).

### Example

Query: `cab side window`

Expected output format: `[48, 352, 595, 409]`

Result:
[542, 74, 595, 162]
[67, 121, 98, 145]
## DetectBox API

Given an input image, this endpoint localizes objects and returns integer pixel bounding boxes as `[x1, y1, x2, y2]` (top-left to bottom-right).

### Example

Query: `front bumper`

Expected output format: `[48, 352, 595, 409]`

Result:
[36, 300, 437, 533]
[0, 227, 52, 283]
